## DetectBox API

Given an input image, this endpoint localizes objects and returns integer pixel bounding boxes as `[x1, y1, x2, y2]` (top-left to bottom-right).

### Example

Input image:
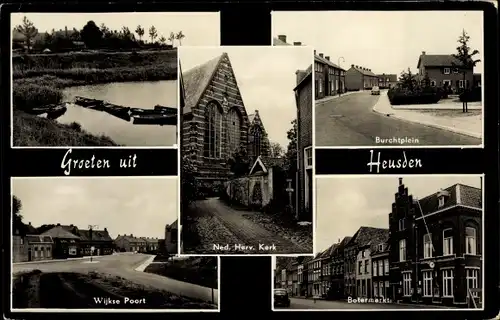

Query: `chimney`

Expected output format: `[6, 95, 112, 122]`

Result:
[104, 228, 107, 232]
[314, 49, 316, 55]
[351, 64, 354, 68]
[325, 56, 330, 61]
[28, 222, 31, 225]
[319, 53, 324, 58]
[293, 41, 302, 46]
[255, 110, 259, 114]
[70, 224, 73, 227]
[422, 51, 426, 55]
[399, 177, 403, 186]
[277, 35, 287, 43]
[130, 234, 133, 237]
[355, 65, 358, 68]
[118, 234, 120, 236]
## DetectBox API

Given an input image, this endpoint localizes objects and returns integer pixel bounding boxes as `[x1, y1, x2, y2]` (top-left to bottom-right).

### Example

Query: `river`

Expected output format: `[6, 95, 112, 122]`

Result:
[59, 81, 177, 147]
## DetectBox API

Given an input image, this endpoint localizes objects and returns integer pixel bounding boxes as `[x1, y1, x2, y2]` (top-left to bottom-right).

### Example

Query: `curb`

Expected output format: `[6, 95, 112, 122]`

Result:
[372, 95, 482, 139]
[134, 255, 156, 272]
[315, 91, 362, 106]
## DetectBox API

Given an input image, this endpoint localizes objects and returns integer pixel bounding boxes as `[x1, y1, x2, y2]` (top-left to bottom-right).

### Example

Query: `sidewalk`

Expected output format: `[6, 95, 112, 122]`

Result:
[372, 92, 482, 139]
[316, 90, 361, 106]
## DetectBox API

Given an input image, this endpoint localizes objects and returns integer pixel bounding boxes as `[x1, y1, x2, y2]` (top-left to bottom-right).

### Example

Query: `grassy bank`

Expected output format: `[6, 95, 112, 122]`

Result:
[144, 257, 218, 289]
[14, 109, 118, 146]
[13, 50, 177, 147]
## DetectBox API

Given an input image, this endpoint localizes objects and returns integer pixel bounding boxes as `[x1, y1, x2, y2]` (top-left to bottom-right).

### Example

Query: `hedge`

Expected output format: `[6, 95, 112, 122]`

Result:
[388, 87, 441, 105]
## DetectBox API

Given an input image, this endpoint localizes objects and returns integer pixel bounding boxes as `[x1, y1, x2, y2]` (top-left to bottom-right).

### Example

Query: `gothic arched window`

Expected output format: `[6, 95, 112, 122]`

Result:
[253, 126, 262, 157]
[227, 107, 242, 154]
[204, 102, 222, 158]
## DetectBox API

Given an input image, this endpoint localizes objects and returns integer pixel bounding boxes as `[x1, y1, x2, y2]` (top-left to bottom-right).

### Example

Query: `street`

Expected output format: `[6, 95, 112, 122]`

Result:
[276, 297, 453, 310]
[184, 198, 310, 254]
[12, 253, 218, 309]
[315, 91, 481, 146]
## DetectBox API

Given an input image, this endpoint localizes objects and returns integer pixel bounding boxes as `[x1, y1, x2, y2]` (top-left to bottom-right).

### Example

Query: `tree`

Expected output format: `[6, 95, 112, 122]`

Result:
[168, 32, 175, 46]
[15, 16, 38, 52]
[121, 26, 132, 39]
[226, 144, 251, 177]
[398, 68, 418, 91]
[283, 119, 298, 173]
[269, 142, 284, 158]
[452, 29, 481, 113]
[81, 20, 103, 49]
[422, 72, 431, 88]
[135, 25, 145, 42]
[12, 195, 24, 236]
[149, 25, 158, 43]
[175, 31, 185, 46]
[159, 35, 166, 45]
[181, 145, 200, 210]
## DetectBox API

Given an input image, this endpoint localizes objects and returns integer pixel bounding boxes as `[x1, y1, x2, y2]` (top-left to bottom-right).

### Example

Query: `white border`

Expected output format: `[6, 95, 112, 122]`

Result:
[271, 174, 485, 312]
[10, 176, 220, 313]
[177, 45, 316, 257]
[270, 10, 485, 150]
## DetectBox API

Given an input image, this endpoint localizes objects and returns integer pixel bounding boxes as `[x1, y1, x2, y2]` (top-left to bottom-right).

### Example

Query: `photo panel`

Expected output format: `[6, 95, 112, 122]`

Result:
[272, 10, 484, 148]
[11, 11, 221, 148]
[179, 45, 315, 255]
[10, 177, 219, 312]
[272, 174, 484, 311]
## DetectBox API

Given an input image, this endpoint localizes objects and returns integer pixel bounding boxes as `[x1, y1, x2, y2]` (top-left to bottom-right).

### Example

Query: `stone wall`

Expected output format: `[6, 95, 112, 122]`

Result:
[224, 170, 275, 209]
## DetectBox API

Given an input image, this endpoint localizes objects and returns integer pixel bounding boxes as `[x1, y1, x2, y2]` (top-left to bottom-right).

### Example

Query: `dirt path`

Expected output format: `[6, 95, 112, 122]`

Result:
[192, 198, 310, 254]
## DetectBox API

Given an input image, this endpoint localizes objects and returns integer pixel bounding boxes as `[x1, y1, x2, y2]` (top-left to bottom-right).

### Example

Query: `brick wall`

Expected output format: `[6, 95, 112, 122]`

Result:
[297, 74, 313, 220]
[12, 235, 28, 262]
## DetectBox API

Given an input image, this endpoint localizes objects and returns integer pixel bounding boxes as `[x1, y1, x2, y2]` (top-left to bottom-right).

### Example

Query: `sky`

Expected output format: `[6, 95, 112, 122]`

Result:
[11, 12, 220, 46]
[315, 175, 482, 253]
[12, 177, 178, 239]
[272, 11, 484, 75]
[180, 46, 312, 149]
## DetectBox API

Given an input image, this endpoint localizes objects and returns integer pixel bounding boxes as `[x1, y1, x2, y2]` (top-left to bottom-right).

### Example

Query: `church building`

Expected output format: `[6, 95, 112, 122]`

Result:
[181, 52, 270, 185]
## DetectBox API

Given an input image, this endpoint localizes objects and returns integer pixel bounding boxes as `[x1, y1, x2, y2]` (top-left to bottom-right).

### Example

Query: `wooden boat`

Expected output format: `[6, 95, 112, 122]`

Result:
[154, 105, 177, 115]
[46, 105, 68, 120]
[132, 113, 177, 125]
[74, 96, 105, 110]
[102, 103, 131, 122]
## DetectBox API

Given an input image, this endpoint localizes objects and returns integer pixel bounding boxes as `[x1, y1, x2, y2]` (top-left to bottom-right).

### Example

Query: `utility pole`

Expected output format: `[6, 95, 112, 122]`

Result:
[338, 57, 345, 96]
[88, 224, 98, 262]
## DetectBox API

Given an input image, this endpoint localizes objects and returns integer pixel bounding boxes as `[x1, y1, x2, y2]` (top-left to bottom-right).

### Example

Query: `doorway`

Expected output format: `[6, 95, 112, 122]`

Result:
[28, 248, 32, 261]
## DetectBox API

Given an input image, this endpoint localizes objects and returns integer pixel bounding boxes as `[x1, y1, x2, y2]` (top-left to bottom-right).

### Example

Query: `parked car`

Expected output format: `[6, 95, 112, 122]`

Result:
[371, 86, 380, 95]
[273, 289, 290, 308]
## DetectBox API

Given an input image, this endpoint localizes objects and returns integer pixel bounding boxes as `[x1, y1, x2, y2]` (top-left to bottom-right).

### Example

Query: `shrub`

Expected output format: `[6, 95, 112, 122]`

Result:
[13, 84, 63, 111]
[460, 87, 481, 102]
[388, 86, 441, 105]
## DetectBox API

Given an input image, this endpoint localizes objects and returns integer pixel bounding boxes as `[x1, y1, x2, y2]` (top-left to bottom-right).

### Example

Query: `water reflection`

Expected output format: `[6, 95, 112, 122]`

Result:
[59, 81, 177, 147]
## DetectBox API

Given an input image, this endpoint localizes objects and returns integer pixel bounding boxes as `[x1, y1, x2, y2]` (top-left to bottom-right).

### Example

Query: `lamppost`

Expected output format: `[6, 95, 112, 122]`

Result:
[338, 57, 345, 96]
[88, 224, 98, 262]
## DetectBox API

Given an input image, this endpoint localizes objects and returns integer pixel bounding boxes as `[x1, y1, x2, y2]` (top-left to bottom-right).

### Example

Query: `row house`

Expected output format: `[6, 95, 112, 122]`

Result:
[13, 233, 54, 263]
[273, 35, 346, 100]
[298, 256, 313, 296]
[371, 239, 391, 299]
[114, 234, 148, 252]
[314, 51, 346, 100]
[416, 51, 475, 93]
[39, 225, 81, 259]
[389, 177, 482, 308]
[345, 64, 379, 90]
[377, 73, 398, 89]
[351, 226, 389, 298]
[329, 236, 352, 299]
[141, 237, 160, 253]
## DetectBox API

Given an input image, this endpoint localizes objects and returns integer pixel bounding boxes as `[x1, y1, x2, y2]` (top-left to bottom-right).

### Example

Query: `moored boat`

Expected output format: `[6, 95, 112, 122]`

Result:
[132, 114, 177, 125]
[154, 105, 177, 114]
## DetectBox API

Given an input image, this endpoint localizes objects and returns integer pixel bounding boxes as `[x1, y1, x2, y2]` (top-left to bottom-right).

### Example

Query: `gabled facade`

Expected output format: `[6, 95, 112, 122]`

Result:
[329, 236, 352, 299]
[165, 219, 178, 254]
[40, 225, 81, 259]
[417, 51, 474, 93]
[314, 51, 346, 100]
[377, 73, 398, 89]
[181, 52, 269, 186]
[389, 177, 483, 307]
[371, 239, 391, 299]
[345, 64, 379, 90]
[115, 234, 148, 253]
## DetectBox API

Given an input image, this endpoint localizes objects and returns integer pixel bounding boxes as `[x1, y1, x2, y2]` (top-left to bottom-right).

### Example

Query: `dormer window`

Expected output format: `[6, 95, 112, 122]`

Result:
[378, 243, 385, 251]
[453, 68, 459, 74]
[444, 68, 451, 75]
[437, 189, 450, 208]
